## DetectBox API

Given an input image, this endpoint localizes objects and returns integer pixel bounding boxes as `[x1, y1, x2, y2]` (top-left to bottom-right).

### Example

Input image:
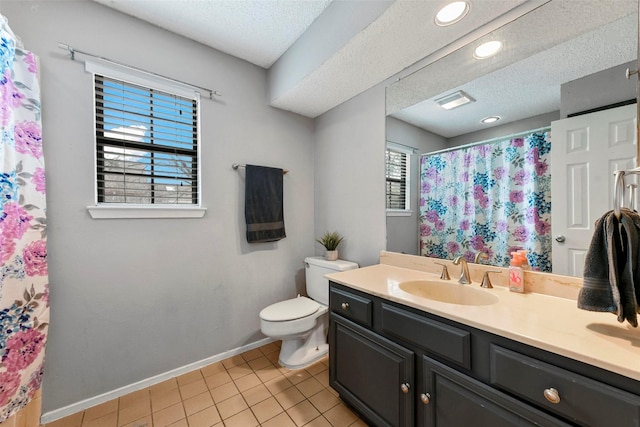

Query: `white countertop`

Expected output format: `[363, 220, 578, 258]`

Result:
[326, 263, 640, 382]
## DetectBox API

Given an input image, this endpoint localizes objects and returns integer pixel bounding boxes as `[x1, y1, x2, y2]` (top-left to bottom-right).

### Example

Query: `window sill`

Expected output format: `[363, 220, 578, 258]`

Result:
[386, 210, 413, 217]
[87, 205, 207, 219]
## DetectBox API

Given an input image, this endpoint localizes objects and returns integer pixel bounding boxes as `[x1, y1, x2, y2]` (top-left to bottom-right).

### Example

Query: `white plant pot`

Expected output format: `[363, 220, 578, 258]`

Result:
[325, 250, 338, 261]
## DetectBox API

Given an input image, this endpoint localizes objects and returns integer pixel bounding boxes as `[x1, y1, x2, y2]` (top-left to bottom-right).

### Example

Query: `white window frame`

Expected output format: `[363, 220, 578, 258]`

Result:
[84, 59, 206, 219]
[386, 142, 414, 217]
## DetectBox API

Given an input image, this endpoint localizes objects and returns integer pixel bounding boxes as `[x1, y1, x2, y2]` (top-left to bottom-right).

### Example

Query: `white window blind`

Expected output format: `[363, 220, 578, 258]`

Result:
[386, 146, 410, 211]
[94, 75, 199, 205]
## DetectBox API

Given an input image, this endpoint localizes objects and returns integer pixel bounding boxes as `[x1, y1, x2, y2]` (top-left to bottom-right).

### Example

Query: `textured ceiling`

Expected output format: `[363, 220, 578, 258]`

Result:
[92, 0, 333, 68]
[268, 0, 529, 117]
[91, 0, 529, 118]
[89, 0, 636, 126]
[388, 0, 638, 137]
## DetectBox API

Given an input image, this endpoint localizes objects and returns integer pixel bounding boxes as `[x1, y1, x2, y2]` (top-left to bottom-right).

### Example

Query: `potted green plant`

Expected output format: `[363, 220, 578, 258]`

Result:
[316, 231, 345, 261]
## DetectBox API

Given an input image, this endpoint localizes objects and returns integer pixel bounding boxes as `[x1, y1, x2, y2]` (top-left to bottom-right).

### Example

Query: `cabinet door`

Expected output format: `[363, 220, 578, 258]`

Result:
[330, 315, 414, 427]
[421, 356, 571, 427]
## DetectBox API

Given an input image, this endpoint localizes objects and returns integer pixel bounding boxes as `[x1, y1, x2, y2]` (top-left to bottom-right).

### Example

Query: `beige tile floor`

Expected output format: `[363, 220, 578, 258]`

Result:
[41, 342, 368, 427]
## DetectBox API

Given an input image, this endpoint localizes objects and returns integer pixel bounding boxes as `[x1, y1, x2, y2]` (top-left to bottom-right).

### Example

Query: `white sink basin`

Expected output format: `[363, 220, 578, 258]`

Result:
[398, 280, 499, 306]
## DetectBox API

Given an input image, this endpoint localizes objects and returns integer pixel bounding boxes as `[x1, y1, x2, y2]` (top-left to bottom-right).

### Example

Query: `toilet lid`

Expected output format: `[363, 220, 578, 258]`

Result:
[260, 297, 320, 321]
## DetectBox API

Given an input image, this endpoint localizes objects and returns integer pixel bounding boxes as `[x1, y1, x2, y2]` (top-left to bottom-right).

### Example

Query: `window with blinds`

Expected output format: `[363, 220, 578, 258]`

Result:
[386, 147, 408, 210]
[95, 75, 199, 205]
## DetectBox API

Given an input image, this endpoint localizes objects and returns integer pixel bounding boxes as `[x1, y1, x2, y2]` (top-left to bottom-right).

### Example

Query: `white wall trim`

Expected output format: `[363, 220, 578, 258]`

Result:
[385, 141, 416, 154]
[87, 205, 207, 219]
[40, 337, 274, 424]
[85, 58, 200, 100]
[386, 209, 413, 217]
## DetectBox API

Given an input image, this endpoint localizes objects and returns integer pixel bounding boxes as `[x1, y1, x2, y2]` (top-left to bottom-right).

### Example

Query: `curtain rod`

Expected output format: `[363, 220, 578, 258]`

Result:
[57, 42, 221, 100]
[422, 126, 550, 158]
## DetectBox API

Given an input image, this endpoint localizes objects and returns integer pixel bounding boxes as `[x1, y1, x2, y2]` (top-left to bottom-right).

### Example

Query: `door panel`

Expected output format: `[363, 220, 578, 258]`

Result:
[551, 104, 637, 276]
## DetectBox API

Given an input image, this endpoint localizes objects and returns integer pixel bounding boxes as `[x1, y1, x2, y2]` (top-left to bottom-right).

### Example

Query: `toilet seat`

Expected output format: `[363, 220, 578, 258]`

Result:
[259, 257, 359, 369]
[260, 297, 320, 322]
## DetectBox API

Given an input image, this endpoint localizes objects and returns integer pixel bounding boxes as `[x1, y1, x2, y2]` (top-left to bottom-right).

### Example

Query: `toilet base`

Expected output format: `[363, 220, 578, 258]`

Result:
[278, 342, 329, 370]
[277, 315, 328, 370]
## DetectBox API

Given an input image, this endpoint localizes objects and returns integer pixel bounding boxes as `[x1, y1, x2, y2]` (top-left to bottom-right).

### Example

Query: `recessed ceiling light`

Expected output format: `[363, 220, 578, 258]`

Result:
[481, 116, 501, 124]
[435, 90, 475, 110]
[435, 2, 470, 26]
[474, 41, 503, 59]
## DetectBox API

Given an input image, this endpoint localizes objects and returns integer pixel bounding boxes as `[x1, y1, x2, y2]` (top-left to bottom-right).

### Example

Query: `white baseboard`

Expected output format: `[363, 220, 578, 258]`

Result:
[40, 337, 275, 424]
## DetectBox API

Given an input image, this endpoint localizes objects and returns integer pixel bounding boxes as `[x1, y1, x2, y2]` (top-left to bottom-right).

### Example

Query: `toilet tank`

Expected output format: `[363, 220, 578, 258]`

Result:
[304, 256, 359, 305]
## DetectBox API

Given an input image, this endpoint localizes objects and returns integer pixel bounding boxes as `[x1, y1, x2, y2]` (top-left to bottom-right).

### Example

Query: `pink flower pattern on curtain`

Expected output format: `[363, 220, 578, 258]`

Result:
[0, 16, 49, 422]
[419, 131, 552, 271]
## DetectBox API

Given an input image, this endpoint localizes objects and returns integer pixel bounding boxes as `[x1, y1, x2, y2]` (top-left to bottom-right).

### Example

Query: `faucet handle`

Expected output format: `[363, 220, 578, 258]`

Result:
[434, 262, 451, 280]
[481, 270, 502, 288]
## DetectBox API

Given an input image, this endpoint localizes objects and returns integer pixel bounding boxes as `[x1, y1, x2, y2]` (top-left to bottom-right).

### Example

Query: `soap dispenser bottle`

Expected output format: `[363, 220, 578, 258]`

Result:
[518, 250, 531, 271]
[509, 252, 524, 293]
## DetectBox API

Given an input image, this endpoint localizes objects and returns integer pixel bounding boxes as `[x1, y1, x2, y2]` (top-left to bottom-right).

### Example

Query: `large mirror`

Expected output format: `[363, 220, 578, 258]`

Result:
[385, 0, 638, 276]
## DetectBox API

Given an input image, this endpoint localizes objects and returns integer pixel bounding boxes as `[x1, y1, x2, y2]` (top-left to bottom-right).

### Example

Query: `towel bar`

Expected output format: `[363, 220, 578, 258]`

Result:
[627, 184, 637, 210]
[232, 163, 289, 174]
[613, 166, 640, 218]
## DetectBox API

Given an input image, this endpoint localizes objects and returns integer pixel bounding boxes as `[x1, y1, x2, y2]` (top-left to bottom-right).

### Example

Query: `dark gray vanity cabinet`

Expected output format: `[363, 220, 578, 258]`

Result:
[329, 282, 640, 427]
[330, 317, 415, 427]
[421, 356, 570, 427]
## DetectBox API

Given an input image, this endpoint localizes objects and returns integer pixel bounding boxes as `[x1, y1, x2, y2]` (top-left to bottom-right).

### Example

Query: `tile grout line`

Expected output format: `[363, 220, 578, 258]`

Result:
[202, 346, 321, 426]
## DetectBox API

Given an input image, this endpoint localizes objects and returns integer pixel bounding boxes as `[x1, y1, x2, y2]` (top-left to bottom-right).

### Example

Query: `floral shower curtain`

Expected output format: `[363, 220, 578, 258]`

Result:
[419, 130, 552, 271]
[0, 16, 49, 421]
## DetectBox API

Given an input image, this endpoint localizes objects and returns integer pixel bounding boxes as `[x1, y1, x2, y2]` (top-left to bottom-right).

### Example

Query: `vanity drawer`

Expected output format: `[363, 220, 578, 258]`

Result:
[329, 287, 372, 327]
[381, 303, 471, 369]
[490, 345, 640, 427]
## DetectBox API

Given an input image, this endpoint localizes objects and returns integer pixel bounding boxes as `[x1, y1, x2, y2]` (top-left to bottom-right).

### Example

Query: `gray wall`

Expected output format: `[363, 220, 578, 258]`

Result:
[385, 117, 447, 255]
[314, 85, 387, 267]
[2, 0, 315, 413]
[561, 61, 636, 118]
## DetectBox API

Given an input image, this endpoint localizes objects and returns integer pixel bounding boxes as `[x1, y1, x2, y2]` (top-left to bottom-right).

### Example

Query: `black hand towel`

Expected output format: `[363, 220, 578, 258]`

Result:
[245, 164, 286, 243]
[578, 211, 619, 315]
[618, 209, 640, 326]
[578, 209, 640, 327]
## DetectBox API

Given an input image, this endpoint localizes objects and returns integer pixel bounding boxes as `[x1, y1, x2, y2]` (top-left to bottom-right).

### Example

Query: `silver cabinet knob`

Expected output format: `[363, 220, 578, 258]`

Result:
[543, 387, 560, 404]
[341, 302, 349, 310]
[555, 235, 566, 243]
[400, 383, 410, 394]
[420, 393, 431, 404]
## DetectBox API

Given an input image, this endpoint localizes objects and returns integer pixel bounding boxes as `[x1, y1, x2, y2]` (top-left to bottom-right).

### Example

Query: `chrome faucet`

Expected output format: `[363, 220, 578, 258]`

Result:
[452, 256, 471, 284]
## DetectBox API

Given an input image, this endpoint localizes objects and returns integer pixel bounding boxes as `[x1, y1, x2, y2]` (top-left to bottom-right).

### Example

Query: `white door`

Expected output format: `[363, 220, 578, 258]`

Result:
[551, 104, 637, 277]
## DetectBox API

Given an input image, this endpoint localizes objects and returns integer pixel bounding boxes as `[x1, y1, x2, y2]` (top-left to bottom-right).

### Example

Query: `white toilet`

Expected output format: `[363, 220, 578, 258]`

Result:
[259, 256, 358, 369]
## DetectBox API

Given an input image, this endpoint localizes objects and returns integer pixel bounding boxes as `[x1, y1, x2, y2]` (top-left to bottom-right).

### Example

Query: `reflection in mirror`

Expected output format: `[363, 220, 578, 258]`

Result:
[385, 0, 638, 277]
